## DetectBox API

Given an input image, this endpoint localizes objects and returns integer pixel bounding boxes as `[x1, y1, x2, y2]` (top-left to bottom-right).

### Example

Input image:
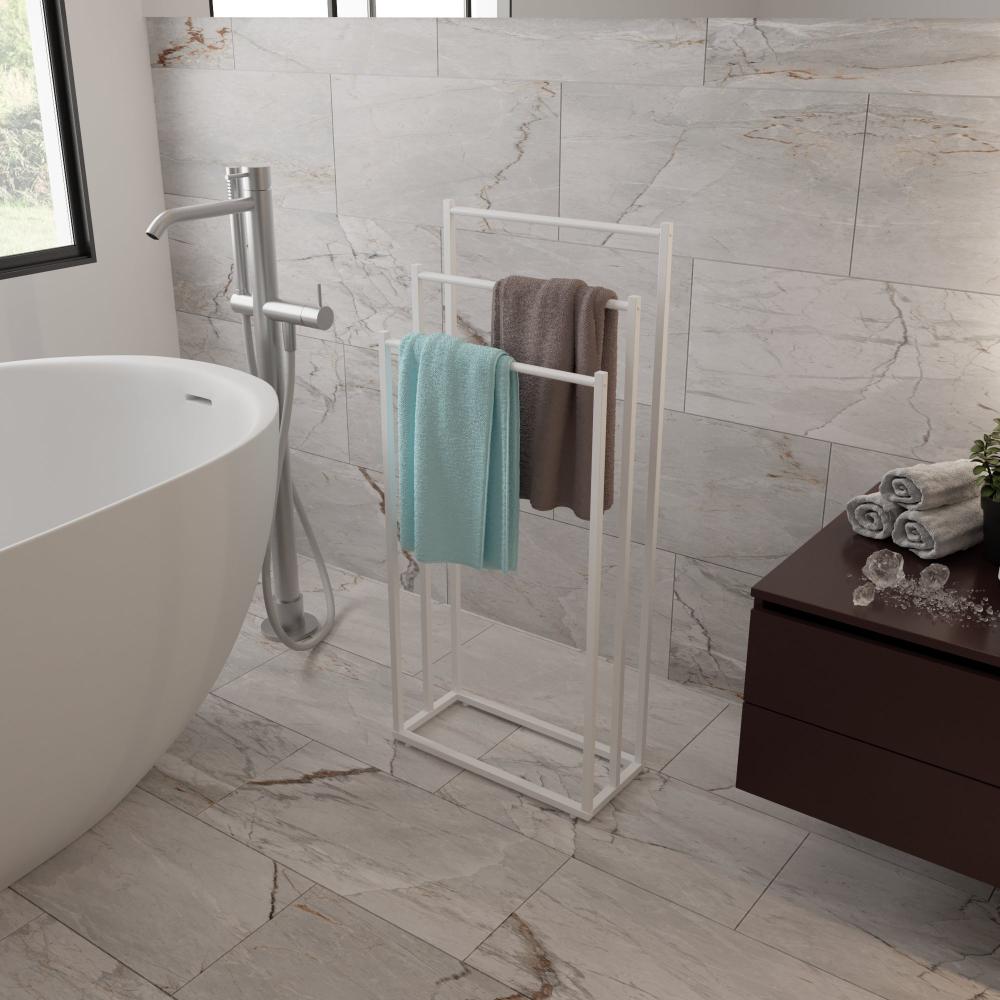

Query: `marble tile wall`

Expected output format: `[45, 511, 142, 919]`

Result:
[148, 16, 1000, 698]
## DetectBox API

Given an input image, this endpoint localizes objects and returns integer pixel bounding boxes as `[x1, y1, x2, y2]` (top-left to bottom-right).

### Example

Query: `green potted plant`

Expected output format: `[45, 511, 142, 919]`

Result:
[971, 418, 1000, 564]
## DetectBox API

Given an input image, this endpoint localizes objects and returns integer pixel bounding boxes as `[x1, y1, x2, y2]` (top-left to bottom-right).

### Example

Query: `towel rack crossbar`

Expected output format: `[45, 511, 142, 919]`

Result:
[449, 205, 664, 239]
[380, 199, 673, 822]
[383, 338, 599, 388]
[417, 270, 630, 312]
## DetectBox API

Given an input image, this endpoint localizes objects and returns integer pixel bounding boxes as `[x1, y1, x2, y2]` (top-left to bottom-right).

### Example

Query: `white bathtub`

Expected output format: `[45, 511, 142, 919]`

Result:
[0, 355, 278, 889]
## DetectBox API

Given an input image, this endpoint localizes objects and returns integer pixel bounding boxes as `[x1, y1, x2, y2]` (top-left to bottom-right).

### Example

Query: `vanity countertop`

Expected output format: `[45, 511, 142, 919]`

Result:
[753, 508, 1000, 672]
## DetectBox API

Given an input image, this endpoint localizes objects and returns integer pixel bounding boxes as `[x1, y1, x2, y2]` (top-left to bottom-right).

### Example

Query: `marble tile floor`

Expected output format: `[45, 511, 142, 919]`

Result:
[6, 562, 1000, 999]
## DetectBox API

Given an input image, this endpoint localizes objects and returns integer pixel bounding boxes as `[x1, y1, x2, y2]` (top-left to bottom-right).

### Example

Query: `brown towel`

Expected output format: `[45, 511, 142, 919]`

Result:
[491, 275, 617, 520]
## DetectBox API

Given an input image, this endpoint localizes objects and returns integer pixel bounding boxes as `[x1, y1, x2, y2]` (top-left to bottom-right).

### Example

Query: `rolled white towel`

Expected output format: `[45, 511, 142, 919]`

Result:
[846, 492, 902, 540]
[880, 459, 978, 511]
[890, 497, 983, 559]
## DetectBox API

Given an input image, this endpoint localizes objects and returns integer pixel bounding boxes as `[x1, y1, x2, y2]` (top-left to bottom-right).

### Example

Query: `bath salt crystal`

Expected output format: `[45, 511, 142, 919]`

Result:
[918, 563, 950, 591]
[862, 549, 905, 590]
[853, 582, 876, 607]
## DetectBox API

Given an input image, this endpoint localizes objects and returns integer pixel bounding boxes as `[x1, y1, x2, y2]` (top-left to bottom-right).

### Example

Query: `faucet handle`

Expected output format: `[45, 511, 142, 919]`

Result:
[316, 283, 324, 308]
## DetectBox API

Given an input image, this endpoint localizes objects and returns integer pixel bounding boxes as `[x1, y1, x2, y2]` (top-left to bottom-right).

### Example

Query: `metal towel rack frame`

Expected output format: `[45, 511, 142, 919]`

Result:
[378, 199, 674, 820]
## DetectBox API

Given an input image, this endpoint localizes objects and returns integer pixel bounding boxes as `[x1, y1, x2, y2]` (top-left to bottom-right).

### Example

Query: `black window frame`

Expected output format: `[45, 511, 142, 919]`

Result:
[209, 1, 475, 17]
[0, 0, 95, 281]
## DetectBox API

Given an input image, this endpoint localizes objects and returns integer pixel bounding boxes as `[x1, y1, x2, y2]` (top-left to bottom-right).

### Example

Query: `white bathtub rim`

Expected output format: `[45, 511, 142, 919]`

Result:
[0, 355, 278, 558]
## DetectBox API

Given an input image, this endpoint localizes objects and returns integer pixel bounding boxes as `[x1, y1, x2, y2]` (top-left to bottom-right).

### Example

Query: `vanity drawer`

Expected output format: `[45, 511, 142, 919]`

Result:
[746, 605, 1000, 788]
[737, 705, 1000, 886]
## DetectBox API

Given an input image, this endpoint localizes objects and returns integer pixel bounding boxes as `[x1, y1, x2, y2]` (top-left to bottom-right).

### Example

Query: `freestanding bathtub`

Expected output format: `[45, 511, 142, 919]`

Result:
[0, 355, 278, 889]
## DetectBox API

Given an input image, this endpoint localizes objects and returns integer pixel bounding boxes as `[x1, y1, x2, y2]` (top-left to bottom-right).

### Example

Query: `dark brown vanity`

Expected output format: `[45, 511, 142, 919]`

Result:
[737, 509, 1000, 885]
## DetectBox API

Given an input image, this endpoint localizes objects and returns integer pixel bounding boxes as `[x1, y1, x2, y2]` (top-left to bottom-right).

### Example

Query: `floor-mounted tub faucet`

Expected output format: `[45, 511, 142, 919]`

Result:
[147, 166, 337, 651]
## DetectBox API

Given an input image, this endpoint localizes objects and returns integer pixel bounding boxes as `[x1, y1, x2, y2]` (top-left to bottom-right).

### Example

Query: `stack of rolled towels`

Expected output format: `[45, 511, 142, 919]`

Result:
[847, 459, 983, 559]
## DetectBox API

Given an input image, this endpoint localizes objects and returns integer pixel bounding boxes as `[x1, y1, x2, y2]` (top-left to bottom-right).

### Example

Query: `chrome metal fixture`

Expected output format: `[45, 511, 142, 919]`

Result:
[146, 165, 337, 650]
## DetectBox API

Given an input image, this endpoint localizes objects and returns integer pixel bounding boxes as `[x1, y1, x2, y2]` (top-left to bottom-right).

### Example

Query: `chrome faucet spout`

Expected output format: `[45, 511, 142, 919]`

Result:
[145, 196, 255, 240]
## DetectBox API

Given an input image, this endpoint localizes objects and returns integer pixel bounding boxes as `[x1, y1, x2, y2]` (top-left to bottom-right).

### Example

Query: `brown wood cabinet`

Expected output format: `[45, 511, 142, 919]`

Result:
[737, 510, 1000, 885]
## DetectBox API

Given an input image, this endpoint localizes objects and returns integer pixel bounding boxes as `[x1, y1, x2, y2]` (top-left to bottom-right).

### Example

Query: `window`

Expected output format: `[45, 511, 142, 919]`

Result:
[210, 1, 505, 17]
[0, 0, 93, 279]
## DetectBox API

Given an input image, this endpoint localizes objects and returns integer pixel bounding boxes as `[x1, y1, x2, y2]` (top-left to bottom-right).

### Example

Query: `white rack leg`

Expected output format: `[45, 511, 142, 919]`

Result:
[419, 566, 434, 711]
[448, 564, 462, 692]
[636, 224, 674, 766]
[442, 198, 457, 337]
[608, 296, 641, 785]
[581, 370, 609, 815]
[379, 338, 404, 732]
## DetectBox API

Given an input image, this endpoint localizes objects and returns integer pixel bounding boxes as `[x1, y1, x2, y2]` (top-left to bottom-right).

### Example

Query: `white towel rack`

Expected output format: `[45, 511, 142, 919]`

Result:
[378, 200, 674, 820]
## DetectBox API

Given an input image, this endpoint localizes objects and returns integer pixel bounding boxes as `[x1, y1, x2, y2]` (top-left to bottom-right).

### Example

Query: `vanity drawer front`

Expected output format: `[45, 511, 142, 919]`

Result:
[737, 705, 1000, 887]
[746, 606, 1000, 788]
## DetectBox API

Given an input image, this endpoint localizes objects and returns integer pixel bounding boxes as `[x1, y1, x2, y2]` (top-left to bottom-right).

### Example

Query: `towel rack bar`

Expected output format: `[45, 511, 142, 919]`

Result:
[449, 206, 663, 239]
[417, 271, 629, 311]
[383, 338, 599, 387]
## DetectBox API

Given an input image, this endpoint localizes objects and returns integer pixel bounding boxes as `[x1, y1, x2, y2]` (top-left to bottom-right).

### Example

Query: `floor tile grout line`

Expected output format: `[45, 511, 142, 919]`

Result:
[657, 698, 729, 774]
[460, 854, 574, 967]
[702, 17, 709, 86]
[733, 829, 808, 932]
[7, 889, 173, 997]
[665, 770, 989, 896]
[847, 92, 872, 277]
[171, 883, 315, 995]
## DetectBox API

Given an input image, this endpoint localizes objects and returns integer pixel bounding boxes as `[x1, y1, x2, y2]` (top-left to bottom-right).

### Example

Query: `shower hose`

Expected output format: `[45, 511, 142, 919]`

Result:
[243, 324, 337, 652]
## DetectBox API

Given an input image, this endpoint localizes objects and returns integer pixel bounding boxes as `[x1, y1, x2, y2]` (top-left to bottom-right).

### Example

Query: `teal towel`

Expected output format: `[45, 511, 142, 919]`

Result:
[398, 333, 519, 572]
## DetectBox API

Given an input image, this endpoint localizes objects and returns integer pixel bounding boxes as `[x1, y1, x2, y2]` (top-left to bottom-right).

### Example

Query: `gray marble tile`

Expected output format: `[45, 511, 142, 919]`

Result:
[344, 345, 386, 471]
[660, 409, 830, 575]
[287, 449, 390, 584]
[0, 915, 167, 1000]
[469, 858, 880, 1000]
[213, 613, 284, 690]
[0, 890, 39, 942]
[16, 789, 312, 992]
[248, 555, 489, 675]
[331, 74, 560, 236]
[705, 19, 1000, 97]
[741, 835, 1000, 1000]
[232, 17, 437, 76]
[152, 67, 335, 211]
[853, 94, 1000, 295]
[664, 705, 993, 896]
[438, 18, 706, 87]
[215, 641, 516, 793]
[443, 730, 803, 927]
[460, 516, 674, 674]
[178, 884, 517, 1000]
[168, 199, 440, 349]
[138, 694, 310, 815]
[669, 555, 756, 699]
[688, 260, 1000, 460]
[576, 771, 805, 928]
[201, 741, 565, 959]
[662, 700, 742, 790]
[177, 309, 248, 371]
[148, 17, 233, 69]
[824, 443, 912, 525]
[560, 84, 867, 274]
[449, 624, 726, 771]
[179, 309, 349, 462]
[455, 229, 692, 411]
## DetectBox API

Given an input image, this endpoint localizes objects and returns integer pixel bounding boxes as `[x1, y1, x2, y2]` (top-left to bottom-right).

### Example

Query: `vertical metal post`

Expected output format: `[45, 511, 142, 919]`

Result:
[635, 224, 673, 765]
[380, 337, 404, 732]
[240, 166, 311, 642]
[442, 199, 464, 694]
[409, 263, 434, 711]
[581, 370, 609, 816]
[608, 295, 641, 786]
